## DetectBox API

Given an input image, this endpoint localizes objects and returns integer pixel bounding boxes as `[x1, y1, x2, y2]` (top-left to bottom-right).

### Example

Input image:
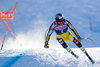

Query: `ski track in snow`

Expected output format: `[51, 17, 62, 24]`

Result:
[0, 48, 100, 67]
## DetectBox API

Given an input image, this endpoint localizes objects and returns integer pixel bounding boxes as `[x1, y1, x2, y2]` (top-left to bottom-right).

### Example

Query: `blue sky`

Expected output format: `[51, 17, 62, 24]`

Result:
[0, 0, 100, 48]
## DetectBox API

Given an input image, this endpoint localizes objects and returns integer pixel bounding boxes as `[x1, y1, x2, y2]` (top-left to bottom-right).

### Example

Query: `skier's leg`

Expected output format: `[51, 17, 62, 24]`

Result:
[73, 37, 95, 64]
[57, 37, 78, 58]
[73, 37, 90, 53]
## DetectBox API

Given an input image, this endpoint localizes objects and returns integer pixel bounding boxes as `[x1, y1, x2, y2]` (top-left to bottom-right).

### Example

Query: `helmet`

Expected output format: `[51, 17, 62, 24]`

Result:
[55, 13, 64, 22]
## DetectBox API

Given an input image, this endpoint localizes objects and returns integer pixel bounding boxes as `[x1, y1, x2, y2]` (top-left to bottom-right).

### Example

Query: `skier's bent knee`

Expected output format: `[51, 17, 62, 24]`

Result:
[57, 38, 68, 48]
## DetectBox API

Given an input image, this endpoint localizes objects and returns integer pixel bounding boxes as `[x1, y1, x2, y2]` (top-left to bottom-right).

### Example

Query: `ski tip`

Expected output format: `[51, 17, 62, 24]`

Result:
[92, 61, 95, 64]
[75, 56, 79, 59]
[90, 60, 95, 64]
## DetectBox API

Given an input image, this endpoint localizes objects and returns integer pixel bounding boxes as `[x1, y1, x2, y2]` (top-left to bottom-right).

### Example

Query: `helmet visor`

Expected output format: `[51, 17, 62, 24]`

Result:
[56, 19, 63, 22]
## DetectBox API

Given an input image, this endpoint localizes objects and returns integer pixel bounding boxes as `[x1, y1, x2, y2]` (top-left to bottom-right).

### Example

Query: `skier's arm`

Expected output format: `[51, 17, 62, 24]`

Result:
[44, 23, 54, 48]
[66, 20, 81, 39]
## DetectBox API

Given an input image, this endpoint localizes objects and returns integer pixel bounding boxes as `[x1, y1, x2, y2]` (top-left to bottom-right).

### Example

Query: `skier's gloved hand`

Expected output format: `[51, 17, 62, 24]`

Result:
[77, 36, 82, 41]
[44, 41, 49, 48]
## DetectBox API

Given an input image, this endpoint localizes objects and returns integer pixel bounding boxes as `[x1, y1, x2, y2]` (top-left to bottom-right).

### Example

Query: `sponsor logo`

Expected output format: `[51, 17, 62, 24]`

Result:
[0, 12, 13, 20]
[55, 25, 67, 30]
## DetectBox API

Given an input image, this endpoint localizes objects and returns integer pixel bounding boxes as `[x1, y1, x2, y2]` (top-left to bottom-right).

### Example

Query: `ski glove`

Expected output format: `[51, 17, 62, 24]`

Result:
[77, 36, 82, 41]
[44, 41, 49, 48]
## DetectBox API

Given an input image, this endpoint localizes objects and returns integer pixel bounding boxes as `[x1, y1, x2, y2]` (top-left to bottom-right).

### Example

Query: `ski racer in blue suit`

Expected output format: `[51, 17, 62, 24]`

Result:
[44, 13, 95, 64]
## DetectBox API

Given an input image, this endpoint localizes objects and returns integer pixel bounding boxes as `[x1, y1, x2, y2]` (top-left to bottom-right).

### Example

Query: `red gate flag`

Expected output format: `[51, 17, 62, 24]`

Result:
[0, 2, 18, 50]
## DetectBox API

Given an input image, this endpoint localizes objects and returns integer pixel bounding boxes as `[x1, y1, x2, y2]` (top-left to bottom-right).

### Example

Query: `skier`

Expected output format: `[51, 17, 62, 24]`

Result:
[44, 13, 95, 64]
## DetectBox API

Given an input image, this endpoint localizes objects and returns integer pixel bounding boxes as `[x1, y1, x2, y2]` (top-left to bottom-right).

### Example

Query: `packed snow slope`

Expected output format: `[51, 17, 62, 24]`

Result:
[0, 0, 100, 48]
[0, 0, 100, 67]
[0, 48, 100, 67]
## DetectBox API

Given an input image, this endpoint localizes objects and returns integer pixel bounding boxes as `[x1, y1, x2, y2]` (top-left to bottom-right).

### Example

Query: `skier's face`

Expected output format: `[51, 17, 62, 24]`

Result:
[57, 21, 63, 25]
[56, 19, 63, 25]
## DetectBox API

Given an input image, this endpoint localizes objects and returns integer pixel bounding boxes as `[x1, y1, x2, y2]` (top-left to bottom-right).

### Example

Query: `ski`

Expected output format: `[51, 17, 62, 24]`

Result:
[73, 54, 79, 59]
[71, 52, 79, 59]
[84, 51, 95, 64]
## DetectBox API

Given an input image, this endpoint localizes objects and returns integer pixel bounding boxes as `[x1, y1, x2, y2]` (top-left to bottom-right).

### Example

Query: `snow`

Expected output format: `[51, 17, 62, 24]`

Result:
[0, 0, 100, 67]
[0, 48, 100, 67]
